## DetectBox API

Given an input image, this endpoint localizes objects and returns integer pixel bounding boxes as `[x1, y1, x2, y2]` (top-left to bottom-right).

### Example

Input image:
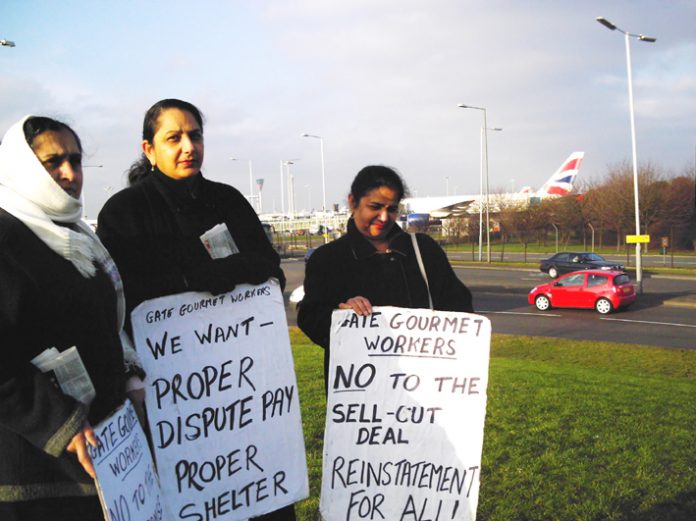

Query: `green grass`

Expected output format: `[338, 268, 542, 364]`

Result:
[290, 328, 326, 520]
[290, 329, 696, 521]
[442, 240, 696, 257]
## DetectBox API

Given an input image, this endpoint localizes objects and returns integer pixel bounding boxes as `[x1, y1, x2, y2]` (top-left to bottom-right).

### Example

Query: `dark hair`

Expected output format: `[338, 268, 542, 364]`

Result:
[23, 116, 82, 152]
[127, 99, 204, 185]
[350, 165, 409, 206]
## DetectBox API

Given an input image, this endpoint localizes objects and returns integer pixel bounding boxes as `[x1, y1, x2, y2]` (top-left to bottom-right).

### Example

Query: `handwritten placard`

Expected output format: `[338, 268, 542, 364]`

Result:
[131, 282, 308, 520]
[90, 399, 165, 521]
[320, 306, 491, 521]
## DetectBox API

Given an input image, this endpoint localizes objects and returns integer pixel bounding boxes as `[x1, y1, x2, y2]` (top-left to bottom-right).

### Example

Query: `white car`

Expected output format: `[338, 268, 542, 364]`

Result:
[289, 285, 305, 308]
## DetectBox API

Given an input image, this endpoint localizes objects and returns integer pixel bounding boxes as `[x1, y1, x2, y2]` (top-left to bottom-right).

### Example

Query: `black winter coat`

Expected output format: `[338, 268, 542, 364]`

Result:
[0, 209, 126, 514]
[297, 219, 473, 382]
[97, 171, 283, 328]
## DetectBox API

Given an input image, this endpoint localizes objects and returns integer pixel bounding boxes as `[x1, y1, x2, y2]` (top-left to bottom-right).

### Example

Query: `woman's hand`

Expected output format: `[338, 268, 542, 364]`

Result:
[66, 422, 98, 479]
[339, 296, 373, 316]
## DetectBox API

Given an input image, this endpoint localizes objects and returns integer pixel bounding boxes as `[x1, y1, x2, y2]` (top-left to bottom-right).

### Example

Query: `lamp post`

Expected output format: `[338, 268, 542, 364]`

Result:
[478, 126, 502, 262]
[230, 158, 255, 211]
[279, 160, 285, 215]
[281, 160, 299, 218]
[596, 16, 656, 294]
[305, 184, 312, 211]
[80, 165, 103, 219]
[301, 133, 329, 243]
[1, 39, 15, 47]
[458, 103, 498, 263]
[288, 168, 296, 219]
[300, 134, 326, 212]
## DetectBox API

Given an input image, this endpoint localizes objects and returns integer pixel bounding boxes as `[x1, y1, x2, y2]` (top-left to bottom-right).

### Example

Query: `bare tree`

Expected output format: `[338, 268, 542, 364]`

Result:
[466, 212, 481, 246]
[582, 164, 634, 250]
[654, 175, 696, 249]
[502, 203, 547, 262]
[636, 162, 667, 237]
[541, 196, 583, 247]
[442, 215, 468, 245]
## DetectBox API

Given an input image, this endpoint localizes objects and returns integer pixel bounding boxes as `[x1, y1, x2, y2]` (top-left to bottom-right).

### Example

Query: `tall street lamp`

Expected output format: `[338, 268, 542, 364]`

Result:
[230, 157, 255, 210]
[281, 159, 299, 218]
[477, 126, 502, 262]
[305, 184, 312, 210]
[458, 103, 496, 263]
[300, 134, 326, 212]
[301, 133, 329, 242]
[279, 160, 286, 215]
[81, 165, 103, 218]
[287, 165, 296, 219]
[596, 16, 656, 294]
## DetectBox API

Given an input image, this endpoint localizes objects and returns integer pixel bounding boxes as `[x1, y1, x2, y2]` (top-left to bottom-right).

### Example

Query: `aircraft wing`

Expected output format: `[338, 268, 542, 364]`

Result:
[402, 195, 477, 218]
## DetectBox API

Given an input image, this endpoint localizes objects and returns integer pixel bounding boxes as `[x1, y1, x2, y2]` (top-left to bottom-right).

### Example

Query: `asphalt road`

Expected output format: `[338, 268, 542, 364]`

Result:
[447, 250, 696, 269]
[282, 260, 696, 350]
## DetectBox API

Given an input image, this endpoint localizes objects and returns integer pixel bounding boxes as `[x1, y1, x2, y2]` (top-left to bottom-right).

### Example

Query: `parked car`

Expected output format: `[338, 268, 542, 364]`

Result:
[289, 285, 305, 309]
[539, 251, 624, 278]
[304, 247, 316, 263]
[288, 248, 317, 309]
[528, 269, 636, 314]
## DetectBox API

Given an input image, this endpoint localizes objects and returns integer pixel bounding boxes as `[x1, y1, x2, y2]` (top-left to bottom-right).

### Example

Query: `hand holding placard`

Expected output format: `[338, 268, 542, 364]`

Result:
[90, 399, 166, 521]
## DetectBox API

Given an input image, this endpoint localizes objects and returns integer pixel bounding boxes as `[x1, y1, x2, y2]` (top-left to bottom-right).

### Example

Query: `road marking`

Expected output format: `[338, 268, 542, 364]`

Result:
[601, 318, 696, 328]
[479, 311, 562, 317]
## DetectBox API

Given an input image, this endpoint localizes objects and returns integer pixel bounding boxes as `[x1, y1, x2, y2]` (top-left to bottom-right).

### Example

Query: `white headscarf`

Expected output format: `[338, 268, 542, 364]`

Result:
[0, 115, 141, 371]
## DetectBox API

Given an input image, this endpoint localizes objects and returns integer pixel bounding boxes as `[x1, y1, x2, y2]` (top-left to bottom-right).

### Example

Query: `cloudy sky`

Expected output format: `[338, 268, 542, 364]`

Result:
[1, 0, 694, 217]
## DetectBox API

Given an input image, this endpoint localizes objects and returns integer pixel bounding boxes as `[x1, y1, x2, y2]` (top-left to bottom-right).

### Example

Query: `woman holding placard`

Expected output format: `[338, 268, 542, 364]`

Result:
[97, 99, 284, 325]
[97, 99, 294, 521]
[298, 165, 474, 385]
[0, 115, 141, 520]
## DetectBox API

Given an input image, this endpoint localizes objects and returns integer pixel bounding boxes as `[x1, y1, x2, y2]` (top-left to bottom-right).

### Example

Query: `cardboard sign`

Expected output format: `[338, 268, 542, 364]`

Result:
[131, 282, 308, 520]
[90, 399, 166, 521]
[321, 307, 491, 521]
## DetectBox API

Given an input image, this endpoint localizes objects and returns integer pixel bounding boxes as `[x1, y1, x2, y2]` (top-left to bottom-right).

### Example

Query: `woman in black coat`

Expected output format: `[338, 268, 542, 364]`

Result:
[0, 116, 139, 520]
[97, 99, 293, 521]
[98, 99, 284, 324]
[297, 165, 474, 386]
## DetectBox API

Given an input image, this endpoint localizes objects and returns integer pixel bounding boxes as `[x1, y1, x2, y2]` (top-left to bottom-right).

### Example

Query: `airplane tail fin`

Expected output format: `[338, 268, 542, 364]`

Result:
[536, 152, 584, 197]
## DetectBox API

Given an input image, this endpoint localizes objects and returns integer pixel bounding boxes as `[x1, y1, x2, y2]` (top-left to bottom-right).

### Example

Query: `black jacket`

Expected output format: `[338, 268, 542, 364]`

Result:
[297, 219, 473, 381]
[97, 172, 295, 521]
[97, 170, 283, 328]
[0, 209, 126, 507]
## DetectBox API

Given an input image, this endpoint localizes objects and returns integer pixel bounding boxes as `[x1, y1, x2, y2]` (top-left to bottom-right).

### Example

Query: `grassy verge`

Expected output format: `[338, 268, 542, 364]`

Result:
[442, 241, 696, 257]
[290, 328, 696, 521]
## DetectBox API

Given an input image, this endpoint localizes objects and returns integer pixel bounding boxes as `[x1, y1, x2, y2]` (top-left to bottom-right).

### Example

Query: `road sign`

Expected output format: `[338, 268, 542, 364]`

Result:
[626, 234, 650, 244]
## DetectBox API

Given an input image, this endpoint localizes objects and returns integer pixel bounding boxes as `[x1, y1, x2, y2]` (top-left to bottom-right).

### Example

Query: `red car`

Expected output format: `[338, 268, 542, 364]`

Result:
[528, 269, 637, 314]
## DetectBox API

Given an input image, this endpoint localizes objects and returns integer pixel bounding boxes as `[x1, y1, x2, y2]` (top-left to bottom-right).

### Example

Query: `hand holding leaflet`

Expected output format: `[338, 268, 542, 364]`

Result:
[31, 346, 96, 405]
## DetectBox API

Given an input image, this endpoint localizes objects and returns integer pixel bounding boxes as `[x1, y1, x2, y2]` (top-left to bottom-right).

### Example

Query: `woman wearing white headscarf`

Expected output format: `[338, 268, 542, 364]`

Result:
[0, 115, 141, 520]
